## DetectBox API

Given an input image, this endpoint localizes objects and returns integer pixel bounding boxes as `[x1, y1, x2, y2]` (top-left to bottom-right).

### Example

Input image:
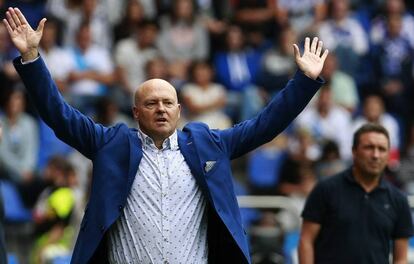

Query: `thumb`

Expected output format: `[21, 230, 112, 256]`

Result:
[36, 18, 47, 34]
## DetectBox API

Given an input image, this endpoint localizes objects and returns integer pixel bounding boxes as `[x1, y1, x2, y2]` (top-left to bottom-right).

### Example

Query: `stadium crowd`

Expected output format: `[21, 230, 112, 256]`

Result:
[1, 0, 414, 263]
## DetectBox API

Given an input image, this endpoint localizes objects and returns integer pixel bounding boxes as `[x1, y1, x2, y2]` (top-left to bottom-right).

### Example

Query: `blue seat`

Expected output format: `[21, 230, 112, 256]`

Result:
[283, 230, 300, 264]
[52, 255, 72, 264]
[0, 181, 32, 222]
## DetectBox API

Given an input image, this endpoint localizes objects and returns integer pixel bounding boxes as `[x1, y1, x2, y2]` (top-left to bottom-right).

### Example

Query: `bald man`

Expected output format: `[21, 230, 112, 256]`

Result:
[4, 7, 328, 264]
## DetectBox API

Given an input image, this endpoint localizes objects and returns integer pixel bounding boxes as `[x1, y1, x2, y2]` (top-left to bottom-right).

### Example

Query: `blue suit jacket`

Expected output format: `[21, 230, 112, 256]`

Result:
[14, 57, 322, 264]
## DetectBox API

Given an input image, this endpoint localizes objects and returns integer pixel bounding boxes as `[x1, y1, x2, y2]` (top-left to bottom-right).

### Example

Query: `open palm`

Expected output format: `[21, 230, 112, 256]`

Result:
[3, 7, 46, 58]
[293, 37, 328, 80]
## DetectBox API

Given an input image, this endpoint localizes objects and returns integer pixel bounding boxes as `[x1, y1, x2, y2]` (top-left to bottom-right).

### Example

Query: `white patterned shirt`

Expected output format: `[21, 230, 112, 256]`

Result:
[107, 130, 208, 264]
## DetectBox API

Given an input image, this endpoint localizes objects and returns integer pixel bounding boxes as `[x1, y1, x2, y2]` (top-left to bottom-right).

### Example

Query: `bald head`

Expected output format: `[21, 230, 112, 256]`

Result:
[132, 78, 181, 148]
[134, 78, 178, 106]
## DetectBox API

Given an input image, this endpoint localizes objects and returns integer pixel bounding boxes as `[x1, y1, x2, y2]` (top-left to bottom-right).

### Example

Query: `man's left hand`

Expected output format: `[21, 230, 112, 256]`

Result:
[293, 37, 328, 80]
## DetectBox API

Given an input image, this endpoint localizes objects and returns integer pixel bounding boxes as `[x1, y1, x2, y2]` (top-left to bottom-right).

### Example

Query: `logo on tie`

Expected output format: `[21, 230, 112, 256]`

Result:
[204, 161, 216, 173]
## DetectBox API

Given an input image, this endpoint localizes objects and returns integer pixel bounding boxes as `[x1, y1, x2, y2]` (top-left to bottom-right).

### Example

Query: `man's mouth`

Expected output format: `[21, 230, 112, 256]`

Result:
[156, 118, 167, 123]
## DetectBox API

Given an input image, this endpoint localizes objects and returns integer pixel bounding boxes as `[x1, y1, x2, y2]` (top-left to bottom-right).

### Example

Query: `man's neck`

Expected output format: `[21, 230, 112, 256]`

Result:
[352, 167, 381, 193]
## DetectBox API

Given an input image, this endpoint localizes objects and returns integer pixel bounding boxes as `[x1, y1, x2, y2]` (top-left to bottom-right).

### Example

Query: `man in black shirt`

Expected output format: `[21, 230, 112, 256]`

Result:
[299, 123, 414, 264]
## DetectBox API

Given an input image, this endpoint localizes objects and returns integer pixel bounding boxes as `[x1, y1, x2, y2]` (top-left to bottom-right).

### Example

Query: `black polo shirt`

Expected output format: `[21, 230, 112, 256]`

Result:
[302, 168, 414, 264]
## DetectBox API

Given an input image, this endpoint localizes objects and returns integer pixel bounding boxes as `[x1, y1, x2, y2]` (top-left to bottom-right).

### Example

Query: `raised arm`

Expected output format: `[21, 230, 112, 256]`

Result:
[3, 8, 110, 158]
[219, 37, 328, 159]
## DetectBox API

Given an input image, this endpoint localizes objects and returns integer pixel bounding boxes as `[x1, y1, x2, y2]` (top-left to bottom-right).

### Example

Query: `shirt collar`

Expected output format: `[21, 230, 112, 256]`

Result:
[345, 167, 387, 190]
[137, 129, 179, 151]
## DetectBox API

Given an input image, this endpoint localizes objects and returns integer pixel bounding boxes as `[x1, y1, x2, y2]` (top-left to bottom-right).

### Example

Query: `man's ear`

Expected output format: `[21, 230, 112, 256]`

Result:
[132, 106, 139, 120]
[177, 103, 181, 119]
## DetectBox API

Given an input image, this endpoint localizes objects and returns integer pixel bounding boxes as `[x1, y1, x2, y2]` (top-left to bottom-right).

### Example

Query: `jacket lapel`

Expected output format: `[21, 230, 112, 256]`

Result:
[126, 129, 142, 200]
[178, 131, 212, 203]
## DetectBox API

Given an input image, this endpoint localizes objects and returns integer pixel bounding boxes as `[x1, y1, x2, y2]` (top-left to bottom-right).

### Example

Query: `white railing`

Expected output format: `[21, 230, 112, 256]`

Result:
[238, 195, 414, 209]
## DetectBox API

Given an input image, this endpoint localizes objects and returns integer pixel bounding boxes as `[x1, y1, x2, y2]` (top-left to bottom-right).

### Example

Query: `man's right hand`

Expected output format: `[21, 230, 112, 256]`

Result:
[3, 7, 46, 62]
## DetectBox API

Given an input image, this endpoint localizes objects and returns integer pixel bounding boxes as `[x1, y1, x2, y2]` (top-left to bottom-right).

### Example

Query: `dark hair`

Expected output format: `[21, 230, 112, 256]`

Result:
[137, 19, 160, 31]
[188, 60, 212, 81]
[352, 123, 390, 150]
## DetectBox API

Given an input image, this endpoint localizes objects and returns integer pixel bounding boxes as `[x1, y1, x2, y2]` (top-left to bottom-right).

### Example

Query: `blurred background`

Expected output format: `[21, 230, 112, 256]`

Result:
[1, 0, 414, 263]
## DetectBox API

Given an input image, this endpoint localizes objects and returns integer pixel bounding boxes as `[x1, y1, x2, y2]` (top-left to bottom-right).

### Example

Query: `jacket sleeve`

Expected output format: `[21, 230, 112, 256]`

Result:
[218, 70, 323, 159]
[14, 56, 111, 159]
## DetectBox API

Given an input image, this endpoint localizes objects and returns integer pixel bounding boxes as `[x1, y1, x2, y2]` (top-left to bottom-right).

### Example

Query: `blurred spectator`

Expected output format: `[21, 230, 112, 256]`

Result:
[314, 140, 347, 179]
[371, 14, 413, 120]
[233, 0, 276, 40]
[112, 0, 145, 44]
[213, 24, 262, 121]
[318, 0, 369, 76]
[157, 0, 209, 64]
[295, 86, 353, 160]
[181, 61, 231, 129]
[371, 0, 414, 49]
[31, 156, 77, 264]
[47, 0, 112, 49]
[66, 21, 115, 114]
[37, 118, 74, 172]
[145, 56, 169, 80]
[275, 0, 327, 35]
[353, 95, 401, 163]
[257, 26, 297, 95]
[397, 121, 414, 194]
[94, 96, 135, 128]
[0, 87, 38, 184]
[39, 16, 72, 93]
[278, 129, 318, 197]
[114, 19, 159, 99]
[279, 164, 316, 199]
[196, 0, 230, 55]
[0, 124, 8, 264]
[320, 53, 359, 113]
[249, 211, 285, 264]
[0, 22, 19, 85]
[247, 134, 288, 195]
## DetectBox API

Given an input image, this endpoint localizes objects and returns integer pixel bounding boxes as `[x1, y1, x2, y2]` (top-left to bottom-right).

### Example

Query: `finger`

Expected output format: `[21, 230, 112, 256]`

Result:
[6, 10, 17, 30]
[316, 40, 323, 57]
[9, 7, 21, 27]
[321, 49, 329, 63]
[3, 19, 14, 35]
[293, 44, 300, 60]
[14, 8, 29, 26]
[36, 18, 47, 34]
[310, 37, 318, 53]
[304, 37, 310, 53]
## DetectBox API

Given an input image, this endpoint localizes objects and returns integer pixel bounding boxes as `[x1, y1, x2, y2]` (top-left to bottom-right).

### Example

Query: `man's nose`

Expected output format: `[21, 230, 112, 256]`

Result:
[372, 148, 380, 159]
[156, 102, 166, 112]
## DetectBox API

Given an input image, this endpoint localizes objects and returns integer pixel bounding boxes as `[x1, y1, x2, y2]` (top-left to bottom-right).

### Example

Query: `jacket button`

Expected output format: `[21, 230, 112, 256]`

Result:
[101, 225, 105, 232]
[119, 205, 123, 211]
